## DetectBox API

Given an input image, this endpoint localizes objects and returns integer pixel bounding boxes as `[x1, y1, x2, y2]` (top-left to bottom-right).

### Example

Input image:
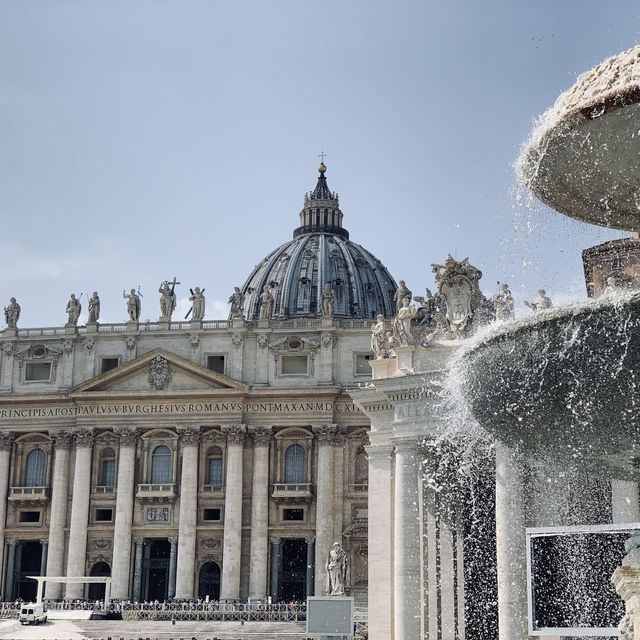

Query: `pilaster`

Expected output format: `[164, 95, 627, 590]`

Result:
[0, 432, 12, 598]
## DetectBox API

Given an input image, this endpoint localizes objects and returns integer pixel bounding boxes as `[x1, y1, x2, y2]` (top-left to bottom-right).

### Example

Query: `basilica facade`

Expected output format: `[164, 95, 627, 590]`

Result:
[0, 165, 396, 605]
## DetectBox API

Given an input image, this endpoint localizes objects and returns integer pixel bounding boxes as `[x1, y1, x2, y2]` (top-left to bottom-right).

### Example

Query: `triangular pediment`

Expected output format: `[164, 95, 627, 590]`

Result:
[69, 348, 248, 395]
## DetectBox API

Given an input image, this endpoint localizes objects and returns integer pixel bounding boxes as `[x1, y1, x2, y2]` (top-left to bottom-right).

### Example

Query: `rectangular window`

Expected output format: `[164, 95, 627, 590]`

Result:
[203, 508, 221, 521]
[355, 353, 374, 375]
[19, 511, 41, 524]
[207, 458, 223, 486]
[95, 508, 113, 522]
[281, 354, 308, 375]
[283, 508, 304, 521]
[206, 355, 225, 374]
[100, 459, 116, 487]
[24, 362, 51, 382]
[101, 357, 120, 374]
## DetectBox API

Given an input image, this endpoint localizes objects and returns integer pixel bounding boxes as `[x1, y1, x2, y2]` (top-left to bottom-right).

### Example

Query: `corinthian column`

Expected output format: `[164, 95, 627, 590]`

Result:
[220, 424, 245, 600]
[174, 426, 200, 599]
[313, 424, 337, 596]
[111, 427, 139, 599]
[393, 438, 421, 640]
[65, 429, 95, 598]
[46, 430, 73, 599]
[0, 432, 13, 597]
[248, 426, 272, 599]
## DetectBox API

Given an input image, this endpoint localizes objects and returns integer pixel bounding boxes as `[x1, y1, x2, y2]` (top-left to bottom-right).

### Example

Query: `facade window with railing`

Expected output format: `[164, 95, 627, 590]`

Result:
[151, 445, 172, 484]
[24, 448, 46, 487]
[284, 444, 306, 484]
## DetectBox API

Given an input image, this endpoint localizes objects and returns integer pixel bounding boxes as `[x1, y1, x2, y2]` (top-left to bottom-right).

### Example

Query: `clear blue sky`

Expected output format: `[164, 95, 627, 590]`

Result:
[1, 0, 638, 326]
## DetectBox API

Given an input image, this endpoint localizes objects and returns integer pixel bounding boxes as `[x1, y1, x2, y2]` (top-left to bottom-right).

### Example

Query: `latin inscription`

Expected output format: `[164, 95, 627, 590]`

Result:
[0, 401, 361, 420]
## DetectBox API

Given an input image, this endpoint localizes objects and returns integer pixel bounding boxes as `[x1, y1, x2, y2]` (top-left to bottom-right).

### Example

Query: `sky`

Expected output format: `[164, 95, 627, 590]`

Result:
[1, 0, 639, 327]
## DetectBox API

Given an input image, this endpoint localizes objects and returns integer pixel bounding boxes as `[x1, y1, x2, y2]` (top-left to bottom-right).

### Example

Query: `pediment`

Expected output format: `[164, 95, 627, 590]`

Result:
[69, 348, 248, 395]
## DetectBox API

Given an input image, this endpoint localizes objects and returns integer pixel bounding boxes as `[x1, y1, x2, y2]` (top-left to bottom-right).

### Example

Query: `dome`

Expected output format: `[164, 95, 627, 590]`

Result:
[238, 166, 397, 320]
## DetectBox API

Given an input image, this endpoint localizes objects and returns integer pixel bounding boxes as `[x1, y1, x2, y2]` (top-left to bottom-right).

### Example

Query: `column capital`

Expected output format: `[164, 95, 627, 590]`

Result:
[248, 425, 272, 446]
[115, 426, 140, 447]
[364, 444, 394, 460]
[177, 426, 201, 447]
[168, 536, 178, 546]
[39, 539, 49, 546]
[222, 424, 246, 446]
[312, 423, 338, 444]
[305, 536, 316, 545]
[74, 428, 95, 448]
[50, 429, 74, 449]
[133, 537, 144, 545]
[269, 536, 281, 545]
[7, 539, 17, 548]
[0, 430, 13, 451]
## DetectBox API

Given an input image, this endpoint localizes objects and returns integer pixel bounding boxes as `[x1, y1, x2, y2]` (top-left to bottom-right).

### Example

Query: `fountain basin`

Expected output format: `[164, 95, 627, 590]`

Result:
[461, 293, 640, 478]
[520, 46, 640, 232]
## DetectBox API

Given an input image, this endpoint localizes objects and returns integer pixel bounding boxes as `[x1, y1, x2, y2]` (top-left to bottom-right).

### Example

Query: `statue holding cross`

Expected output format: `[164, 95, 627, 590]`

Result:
[159, 277, 180, 320]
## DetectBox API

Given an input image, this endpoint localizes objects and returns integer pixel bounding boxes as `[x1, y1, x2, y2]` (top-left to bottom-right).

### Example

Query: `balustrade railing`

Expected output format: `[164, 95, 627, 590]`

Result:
[8, 486, 48, 500]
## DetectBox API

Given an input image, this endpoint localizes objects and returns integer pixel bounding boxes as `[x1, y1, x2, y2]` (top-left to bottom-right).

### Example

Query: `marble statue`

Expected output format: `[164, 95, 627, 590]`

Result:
[259, 286, 275, 320]
[4, 298, 20, 328]
[326, 542, 348, 596]
[371, 314, 387, 358]
[394, 297, 417, 346]
[87, 292, 100, 323]
[492, 282, 514, 321]
[188, 287, 206, 321]
[524, 289, 552, 312]
[66, 294, 82, 326]
[320, 283, 334, 317]
[123, 288, 141, 322]
[229, 287, 245, 319]
[159, 281, 177, 319]
[394, 280, 412, 313]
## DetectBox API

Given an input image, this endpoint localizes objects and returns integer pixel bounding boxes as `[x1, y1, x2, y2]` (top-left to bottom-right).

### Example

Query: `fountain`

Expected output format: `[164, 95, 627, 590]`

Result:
[462, 44, 640, 637]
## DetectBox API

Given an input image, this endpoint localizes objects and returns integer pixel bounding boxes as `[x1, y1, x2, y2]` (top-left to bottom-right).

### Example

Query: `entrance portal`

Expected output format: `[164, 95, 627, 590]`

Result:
[142, 539, 170, 601]
[279, 538, 307, 602]
[88, 562, 110, 600]
[14, 541, 42, 602]
[198, 562, 221, 600]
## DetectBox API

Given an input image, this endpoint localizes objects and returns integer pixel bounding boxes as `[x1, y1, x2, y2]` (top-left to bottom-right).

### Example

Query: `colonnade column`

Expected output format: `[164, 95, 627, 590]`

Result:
[46, 430, 73, 600]
[495, 440, 528, 640]
[132, 538, 144, 602]
[174, 427, 200, 599]
[305, 537, 315, 598]
[270, 537, 281, 600]
[220, 424, 246, 600]
[365, 444, 394, 640]
[313, 424, 337, 596]
[39, 540, 48, 578]
[168, 537, 178, 599]
[393, 438, 421, 640]
[3, 541, 16, 601]
[248, 426, 271, 599]
[110, 427, 139, 599]
[65, 429, 94, 598]
[0, 432, 13, 597]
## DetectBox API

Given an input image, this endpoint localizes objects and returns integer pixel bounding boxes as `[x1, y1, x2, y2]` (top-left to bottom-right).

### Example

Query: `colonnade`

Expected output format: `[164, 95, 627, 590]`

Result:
[0, 423, 346, 603]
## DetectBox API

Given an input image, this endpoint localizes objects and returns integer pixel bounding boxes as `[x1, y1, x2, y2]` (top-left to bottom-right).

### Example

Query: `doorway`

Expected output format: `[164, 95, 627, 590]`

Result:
[14, 541, 42, 602]
[279, 538, 307, 602]
[142, 539, 170, 601]
[88, 562, 110, 600]
[198, 562, 221, 600]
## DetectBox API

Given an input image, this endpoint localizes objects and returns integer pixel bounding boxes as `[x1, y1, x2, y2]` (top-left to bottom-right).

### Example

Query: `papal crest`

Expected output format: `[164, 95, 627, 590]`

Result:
[148, 355, 172, 390]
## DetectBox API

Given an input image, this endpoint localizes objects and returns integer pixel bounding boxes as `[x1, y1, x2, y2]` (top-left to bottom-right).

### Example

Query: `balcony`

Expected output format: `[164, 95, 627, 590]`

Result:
[9, 486, 49, 503]
[199, 484, 225, 499]
[347, 483, 368, 495]
[93, 485, 116, 496]
[272, 482, 314, 503]
[136, 483, 177, 503]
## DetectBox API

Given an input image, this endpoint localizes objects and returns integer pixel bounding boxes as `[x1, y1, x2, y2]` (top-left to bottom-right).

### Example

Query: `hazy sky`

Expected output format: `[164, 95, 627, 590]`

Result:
[1, 0, 639, 327]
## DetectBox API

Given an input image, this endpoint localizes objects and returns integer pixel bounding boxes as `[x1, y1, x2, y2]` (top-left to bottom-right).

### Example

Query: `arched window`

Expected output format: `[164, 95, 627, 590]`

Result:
[24, 448, 46, 487]
[284, 444, 306, 484]
[206, 447, 223, 486]
[99, 448, 116, 487]
[151, 445, 172, 484]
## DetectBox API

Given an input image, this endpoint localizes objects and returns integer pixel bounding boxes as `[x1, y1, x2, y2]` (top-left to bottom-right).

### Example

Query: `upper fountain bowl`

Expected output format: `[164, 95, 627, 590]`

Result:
[460, 292, 640, 479]
[519, 45, 640, 232]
